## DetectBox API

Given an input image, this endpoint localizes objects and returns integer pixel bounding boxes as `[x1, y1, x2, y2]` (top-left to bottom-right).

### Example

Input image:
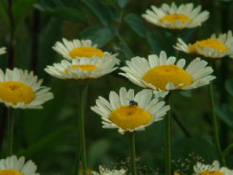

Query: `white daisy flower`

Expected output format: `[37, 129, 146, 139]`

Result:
[91, 166, 126, 175]
[0, 155, 39, 175]
[120, 51, 215, 98]
[0, 68, 54, 109]
[0, 47, 6, 55]
[174, 31, 233, 59]
[91, 87, 170, 134]
[193, 160, 233, 175]
[44, 56, 119, 80]
[52, 38, 117, 61]
[142, 2, 209, 30]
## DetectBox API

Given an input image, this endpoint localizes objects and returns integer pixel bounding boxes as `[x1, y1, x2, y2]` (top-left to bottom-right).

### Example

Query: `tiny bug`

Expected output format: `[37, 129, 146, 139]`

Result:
[129, 100, 138, 106]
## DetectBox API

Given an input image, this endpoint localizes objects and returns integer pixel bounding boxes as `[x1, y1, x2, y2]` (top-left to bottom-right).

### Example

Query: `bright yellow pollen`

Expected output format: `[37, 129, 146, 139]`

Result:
[189, 39, 228, 54]
[0, 81, 35, 105]
[174, 172, 181, 175]
[159, 14, 193, 24]
[109, 105, 152, 130]
[200, 170, 224, 175]
[0, 169, 24, 175]
[64, 64, 98, 75]
[142, 65, 193, 90]
[69, 46, 104, 59]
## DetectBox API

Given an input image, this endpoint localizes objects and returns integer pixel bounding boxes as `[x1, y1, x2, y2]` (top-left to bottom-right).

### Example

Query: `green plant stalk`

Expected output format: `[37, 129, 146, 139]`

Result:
[7, 108, 13, 156]
[165, 93, 172, 175]
[127, 132, 137, 175]
[208, 83, 225, 165]
[78, 84, 88, 174]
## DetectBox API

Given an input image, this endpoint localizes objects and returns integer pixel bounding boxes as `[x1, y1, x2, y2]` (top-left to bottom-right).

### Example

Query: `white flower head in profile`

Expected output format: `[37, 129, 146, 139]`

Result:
[142, 3, 209, 30]
[0, 47, 6, 55]
[91, 87, 170, 134]
[0, 155, 39, 175]
[52, 38, 118, 61]
[120, 51, 215, 97]
[45, 56, 119, 80]
[193, 160, 233, 175]
[0, 68, 53, 109]
[174, 31, 233, 59]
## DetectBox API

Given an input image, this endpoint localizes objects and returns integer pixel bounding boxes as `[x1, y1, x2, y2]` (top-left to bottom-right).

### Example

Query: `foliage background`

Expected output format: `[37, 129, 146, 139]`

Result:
[1, 0, 233, 174]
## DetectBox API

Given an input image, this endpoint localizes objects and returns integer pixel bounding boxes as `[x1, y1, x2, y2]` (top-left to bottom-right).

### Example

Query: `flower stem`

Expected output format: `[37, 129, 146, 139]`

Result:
[208, 83, 225, 165]
[127, 132, 137, 175]
[78, 84, 88, 174]
[7, 108, 13, 156]
[165, 93, 172, 175]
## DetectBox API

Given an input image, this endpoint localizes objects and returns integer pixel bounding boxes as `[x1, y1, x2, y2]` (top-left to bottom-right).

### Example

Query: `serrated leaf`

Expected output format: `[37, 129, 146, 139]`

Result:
[124, 13, 146, 38]
[117, 0, 129, 8]
[81, 27, 116, 48]
[216, 104, 233, 128]
[82, 0, 112, 26]
[225, 80, 233, 97]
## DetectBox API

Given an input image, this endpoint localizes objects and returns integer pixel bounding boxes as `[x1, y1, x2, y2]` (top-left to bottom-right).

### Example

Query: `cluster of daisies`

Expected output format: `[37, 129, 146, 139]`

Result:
[1, 1, 233, 175]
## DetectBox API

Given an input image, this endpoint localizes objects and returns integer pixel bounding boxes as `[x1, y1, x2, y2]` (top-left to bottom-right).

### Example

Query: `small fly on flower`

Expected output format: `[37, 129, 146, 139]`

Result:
[128, 99, 138, 106]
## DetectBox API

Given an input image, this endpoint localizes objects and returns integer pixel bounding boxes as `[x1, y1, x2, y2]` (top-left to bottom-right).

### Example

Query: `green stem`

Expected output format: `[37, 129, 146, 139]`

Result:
[78, 85, 88, 174]
[208, 83, 225, 165]
[7, 108, 13, 156]
[223, 143, 233, 157]
[127, 132, 137, 175]
[165, 93, 172, 175]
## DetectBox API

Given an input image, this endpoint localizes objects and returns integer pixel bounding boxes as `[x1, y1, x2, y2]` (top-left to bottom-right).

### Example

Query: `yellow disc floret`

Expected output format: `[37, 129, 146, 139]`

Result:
[189, 39, 228, 54]
[200, 170, 224, 175]
[0, 81, 35, 105]
[109, 105, 152, 130]
[0, 169, 24, 175]
[65, 64, 98, 75]
[159, 14, 193, 24]
[142, 65, 193, 90]
[69, 46, 104, 59]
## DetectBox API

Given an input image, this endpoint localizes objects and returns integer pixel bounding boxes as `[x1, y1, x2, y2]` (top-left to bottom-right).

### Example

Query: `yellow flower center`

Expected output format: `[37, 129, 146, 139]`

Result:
[159, 14, 193, 24]
[109, 105, 152, 130]
[189, 39, 228, 54]
[69, 46, 104, 59]
[174, 172, 181, 175]
[0, 81, 35, 105]
[200, 170, 224, 175]
[0, 169, 24, 175]
[142, 65, 193, 90]
[64, 64, 98, 75]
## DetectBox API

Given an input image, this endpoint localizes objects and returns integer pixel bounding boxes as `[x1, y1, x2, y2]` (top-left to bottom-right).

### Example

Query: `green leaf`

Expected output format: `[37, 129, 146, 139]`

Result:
[216, 104, 233, 128]
[49, 7, 87, 23]
[225, 80, 233, 97]
[174, 139, 219, 163]
[179, 90, 192, 98]
[87, 139, 111, 167]
[146, 31, 164, 55]
[18, 124, 77, 157]
[35, 0, 87, 23]
[82, 0, 112, 26]
[81, 27, 116, 48]
[117, 0, 129, 8]
[124, 13, 146, 38]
